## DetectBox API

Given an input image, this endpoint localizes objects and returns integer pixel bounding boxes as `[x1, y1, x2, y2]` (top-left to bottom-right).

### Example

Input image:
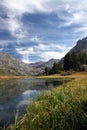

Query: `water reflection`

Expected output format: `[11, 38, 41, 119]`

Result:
[0, 78, 67, 127]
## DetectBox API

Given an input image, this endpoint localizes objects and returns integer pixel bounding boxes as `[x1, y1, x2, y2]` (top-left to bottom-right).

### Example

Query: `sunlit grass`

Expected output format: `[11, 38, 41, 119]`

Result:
[8, 72, 87, 130]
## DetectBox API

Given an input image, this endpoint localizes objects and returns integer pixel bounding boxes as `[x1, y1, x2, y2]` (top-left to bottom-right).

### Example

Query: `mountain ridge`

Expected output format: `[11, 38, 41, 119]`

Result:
[29, 58, 60, 74]
[69, 37, 87, 54]
[0, 52, 34, 75]
[0, 36, 87, 75]
[0, 52, 59, 75]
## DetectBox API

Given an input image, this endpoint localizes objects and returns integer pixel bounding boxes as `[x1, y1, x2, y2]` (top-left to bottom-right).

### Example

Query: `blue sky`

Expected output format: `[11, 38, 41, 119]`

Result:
[0, 0, 87, 63]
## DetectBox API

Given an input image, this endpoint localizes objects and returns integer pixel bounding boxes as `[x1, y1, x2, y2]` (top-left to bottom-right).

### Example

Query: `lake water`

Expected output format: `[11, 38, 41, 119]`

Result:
[0, 78, 66, 127]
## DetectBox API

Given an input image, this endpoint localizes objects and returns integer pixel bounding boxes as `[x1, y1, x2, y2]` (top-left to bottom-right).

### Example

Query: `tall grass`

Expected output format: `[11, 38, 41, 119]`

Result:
[8, 76, 87, 130]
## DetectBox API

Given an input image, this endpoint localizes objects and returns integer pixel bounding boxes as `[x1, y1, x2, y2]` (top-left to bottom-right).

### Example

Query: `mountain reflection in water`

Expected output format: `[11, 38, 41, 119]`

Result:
[0, 78, 68, 127]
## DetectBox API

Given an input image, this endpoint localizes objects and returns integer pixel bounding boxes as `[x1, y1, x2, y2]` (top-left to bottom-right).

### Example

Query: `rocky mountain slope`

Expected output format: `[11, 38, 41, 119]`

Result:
[0, 52, 34, 75]
[0, 52, 59, 75]
[60, 36, 87, 63]
[70, 37, 87, 54]
[30, 58, 59, 74]
[1, 37, 87, 75]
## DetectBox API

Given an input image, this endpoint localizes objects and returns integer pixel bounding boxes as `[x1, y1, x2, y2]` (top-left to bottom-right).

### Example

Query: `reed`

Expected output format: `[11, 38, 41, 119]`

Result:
[8, 73, 87, 130]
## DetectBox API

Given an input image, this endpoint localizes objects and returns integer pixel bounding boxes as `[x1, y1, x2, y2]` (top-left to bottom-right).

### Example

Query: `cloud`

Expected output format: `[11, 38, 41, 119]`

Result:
[0, 40, 13, 45]
[35, 43, 72, 52]
[30, 35, 41, 43]
[2, 0, 87, 41]
[16, 43, 72, 63]
[3, 0, 45, 15]
[2, 0, 87, 40]
[0, 17, 8, 30]
[16, 47, 35, 63]
[34, 43, 73, 61]
[1, 0, 87, 63]
[39, 51, 66, 61]
[58, 11, 87, 28]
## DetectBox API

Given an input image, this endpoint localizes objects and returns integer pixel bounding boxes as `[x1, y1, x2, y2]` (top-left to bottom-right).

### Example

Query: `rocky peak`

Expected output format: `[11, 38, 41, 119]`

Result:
[70, 37, 87, 53]
[0, 52, 34, 75]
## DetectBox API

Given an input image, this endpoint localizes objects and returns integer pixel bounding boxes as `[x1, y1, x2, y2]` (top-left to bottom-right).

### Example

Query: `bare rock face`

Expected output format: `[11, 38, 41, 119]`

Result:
[0, 52, 59, 75]
[29, 59, 59, 74]
[59, 37, 87, 64]
[0, 52, 34, 75]
[1, 36, 87, 75]
[70, 37, 87, 53]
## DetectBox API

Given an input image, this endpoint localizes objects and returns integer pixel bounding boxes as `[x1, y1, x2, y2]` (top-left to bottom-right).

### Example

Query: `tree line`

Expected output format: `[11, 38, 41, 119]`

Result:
[44, 52, 87, 75]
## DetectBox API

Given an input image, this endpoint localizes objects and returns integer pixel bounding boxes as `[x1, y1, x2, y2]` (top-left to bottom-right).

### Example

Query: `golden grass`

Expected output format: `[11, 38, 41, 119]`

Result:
[8, 72, 87, 130]
[0, 75, 32, 80]
[36, 72, 87, 80]
[0, 71, 86, 80]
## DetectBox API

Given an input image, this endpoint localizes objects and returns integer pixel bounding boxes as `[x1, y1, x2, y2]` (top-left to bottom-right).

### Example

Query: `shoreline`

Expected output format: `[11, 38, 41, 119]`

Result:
[0, 72, 86, 80]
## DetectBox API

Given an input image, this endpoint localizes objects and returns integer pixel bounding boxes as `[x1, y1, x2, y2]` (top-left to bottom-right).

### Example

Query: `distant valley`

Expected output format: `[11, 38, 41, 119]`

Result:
[0, 36, 87, 76]
[29, 58, 59, 74]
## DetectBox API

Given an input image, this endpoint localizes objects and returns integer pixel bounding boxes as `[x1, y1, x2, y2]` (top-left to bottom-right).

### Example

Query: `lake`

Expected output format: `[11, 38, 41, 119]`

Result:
[0, 78, 67, 128]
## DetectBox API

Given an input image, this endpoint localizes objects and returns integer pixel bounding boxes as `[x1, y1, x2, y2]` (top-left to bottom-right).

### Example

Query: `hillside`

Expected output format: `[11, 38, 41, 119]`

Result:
[0, 52, 59, 76]
[70, 37, 87, 54]
[60, 36, 87, 63]
[0, 52, 34, 75]
[30, 59, 59, 74]
[1, 37, 87, 76]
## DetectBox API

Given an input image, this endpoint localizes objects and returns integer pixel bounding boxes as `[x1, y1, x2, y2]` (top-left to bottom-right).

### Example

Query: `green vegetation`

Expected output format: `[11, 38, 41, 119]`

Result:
[80, 64, 87, 71]
[44, 63, 63, 75]
[64, 52, 87, 71]
[0, 68, 20, 76]
[8, 73, 87, 130]
[44, 52, 87, 76]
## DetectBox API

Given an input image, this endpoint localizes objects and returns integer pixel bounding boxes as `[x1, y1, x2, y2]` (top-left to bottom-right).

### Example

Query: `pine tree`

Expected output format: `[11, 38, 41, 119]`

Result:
[44, 67, 50, 75]
[64, 53, 72, 70]
[71, 53, 80, 71]
[51, 63, 58, 74]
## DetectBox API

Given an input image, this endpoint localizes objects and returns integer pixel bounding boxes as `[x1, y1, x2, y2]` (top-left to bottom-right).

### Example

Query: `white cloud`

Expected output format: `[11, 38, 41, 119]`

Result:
[58, 11, 87, 28]
[2, 0, 87, 36]
[30, 35, 41, 43]
[74, 26, 87, 33]
[6, 16, 28, 42]
[2, 0, 87, 41]
[3, 0, 45, 15]
[2, 0, 48, 41]
[0, 48, 3, 51]
[35, 43, 72, 52]
[16, 47, 35, 55]
[35, 43, 73, 61]
[0, 40, 14, 45]
[16, 47, 35, 63]
[16, 43, 73, 63]
[40, 51, 66, 61]
[1, 0, 87, 63]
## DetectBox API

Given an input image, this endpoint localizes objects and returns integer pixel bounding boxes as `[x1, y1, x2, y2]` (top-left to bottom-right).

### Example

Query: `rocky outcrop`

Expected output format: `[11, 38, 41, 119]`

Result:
[30, 59, 59, 74]
[0, 52, 34, 75]
[70, 37, 87, 54]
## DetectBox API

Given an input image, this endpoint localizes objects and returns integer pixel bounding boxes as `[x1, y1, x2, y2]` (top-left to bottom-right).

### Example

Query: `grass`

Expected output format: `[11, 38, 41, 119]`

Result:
[7, 72, 87, 130]
[0, 75, 32, 82]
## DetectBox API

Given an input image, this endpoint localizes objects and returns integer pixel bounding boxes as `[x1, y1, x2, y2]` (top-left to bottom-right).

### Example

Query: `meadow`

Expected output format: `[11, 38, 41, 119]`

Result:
[8, 72, 87, 130]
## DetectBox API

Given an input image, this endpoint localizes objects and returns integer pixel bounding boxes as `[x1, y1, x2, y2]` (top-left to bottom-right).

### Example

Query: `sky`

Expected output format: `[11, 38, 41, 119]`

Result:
[0, 0, 87, 63]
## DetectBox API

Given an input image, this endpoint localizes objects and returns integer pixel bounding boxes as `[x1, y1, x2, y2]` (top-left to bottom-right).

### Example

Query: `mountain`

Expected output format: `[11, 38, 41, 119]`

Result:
[30, 61, 45, 68]
[1, 37, 87, 76]
[69, 37, 87, 54]
[59, 36, 87, 64]
[0, 52, 59, 76]
[0, 52, 34, 75]
[30, 58, 59, 74]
